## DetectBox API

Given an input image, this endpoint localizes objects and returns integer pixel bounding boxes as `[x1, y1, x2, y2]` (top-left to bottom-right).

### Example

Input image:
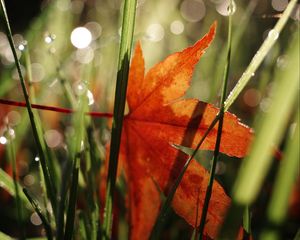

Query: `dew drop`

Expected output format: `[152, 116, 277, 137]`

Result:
[276, 55, 288, 69]
[18, 41, 27, 51]
[74, 81, 87, 95]
[8, 128, 15, 139]
[44, 33, 56, 44]
[268, 29, 279, 41]
[251, 72, 255, 77]
[216, 0, 236, 16]
[0, 136, 7, 145]
[34, 156, 40, 162]
[87, 90, 94, 105]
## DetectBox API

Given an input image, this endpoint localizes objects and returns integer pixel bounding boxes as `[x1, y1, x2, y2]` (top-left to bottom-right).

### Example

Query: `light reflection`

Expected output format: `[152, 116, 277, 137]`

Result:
[30, 212, 42, 226]
[85, 22, 102, 40]
[243, 88, 261, 107]
[145, 23, 165, 42]
[71, 27, 92, 49]
[271, 0, 288, 11]
[180, 0, 206, 22]
[0, 136, 7, 145]
[24, 174, 35, 186]
[87, 90, 95, 105]
[44, 33, 56, 44]
[31, 63, 45, 82]
[75, 47, 94, 64]
[44, 129, 63, 148]
[170, 20, 184, 35]
[7, 111, 21, 126]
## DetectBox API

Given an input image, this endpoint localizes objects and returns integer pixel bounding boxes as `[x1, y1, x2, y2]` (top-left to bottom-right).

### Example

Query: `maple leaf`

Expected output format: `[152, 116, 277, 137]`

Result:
[119, 22, 253, 239]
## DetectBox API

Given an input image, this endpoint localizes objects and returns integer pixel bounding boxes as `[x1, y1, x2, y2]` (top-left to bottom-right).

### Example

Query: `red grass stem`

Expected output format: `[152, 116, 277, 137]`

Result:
[0, 99, 113, 119]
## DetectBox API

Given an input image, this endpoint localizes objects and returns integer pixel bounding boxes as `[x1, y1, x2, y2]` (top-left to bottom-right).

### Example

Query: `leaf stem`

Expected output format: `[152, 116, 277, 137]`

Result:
[198, 3, 233, 238]
[102, 0, 137, 238]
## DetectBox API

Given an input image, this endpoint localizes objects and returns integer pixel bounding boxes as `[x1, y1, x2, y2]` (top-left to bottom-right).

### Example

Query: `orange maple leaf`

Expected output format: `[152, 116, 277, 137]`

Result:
[118, 22, 253, 239]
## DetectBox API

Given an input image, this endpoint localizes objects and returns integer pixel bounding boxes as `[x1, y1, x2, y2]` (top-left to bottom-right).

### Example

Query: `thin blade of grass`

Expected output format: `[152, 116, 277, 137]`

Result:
[0, 168, 29, 206]
[218, 22, 299, 239]
[6, 125, 24, 239]
[23, 188, 53, 240]
[64, 99, 86, 240]
[0, 0, 57, 213]
[260, 111, 299, 240]
[198, 3, 233, 238]
[102, 0, 137, 239]
[224, 0, 297, 111]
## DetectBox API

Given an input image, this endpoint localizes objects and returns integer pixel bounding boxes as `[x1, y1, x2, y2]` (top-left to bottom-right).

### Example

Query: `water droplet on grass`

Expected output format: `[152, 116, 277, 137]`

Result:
[87, 90, 94, 105]
[0, 136, 7, 145]
[44, 33, 56, 44]
[268, 29, 279, 40]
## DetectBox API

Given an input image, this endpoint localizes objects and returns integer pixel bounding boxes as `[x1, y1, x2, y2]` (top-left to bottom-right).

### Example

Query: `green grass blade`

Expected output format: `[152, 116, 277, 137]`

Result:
[218, 23, 299, 239]
[0, 168, 29, 206]
[102, 0, 137, 238]
[232, 28, 299, 206]
[23, 188, 53, 240]
[0, 231, 12, 240]
[198, 5, 233, 238]
[224, 0, 297, 111]
[0, 0, 57, 213]
[260, 111, 299, 240]
[6, 127, 25, 239]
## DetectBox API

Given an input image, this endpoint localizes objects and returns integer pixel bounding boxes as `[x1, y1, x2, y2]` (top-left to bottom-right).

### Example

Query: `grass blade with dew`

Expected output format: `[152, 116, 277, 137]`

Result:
[151, 0, 297, 237]
[6, 124, 25, 239]
[102, 0, 137, 238]
[0, 0, 57, 213]
[224, 0, 297, 111]
[210, 0, 258, 101]
[198, 2, 233, 238]
[64, 86, 87, 240]
[218, 21, 299, 239]
[23, 44, 60, 220]
[23, 188, 53, 240]
[260, 111, 299, 240]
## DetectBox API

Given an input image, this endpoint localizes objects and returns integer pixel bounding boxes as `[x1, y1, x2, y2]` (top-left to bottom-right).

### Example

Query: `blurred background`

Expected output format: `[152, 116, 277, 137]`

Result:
[0, 0, 299, 239]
